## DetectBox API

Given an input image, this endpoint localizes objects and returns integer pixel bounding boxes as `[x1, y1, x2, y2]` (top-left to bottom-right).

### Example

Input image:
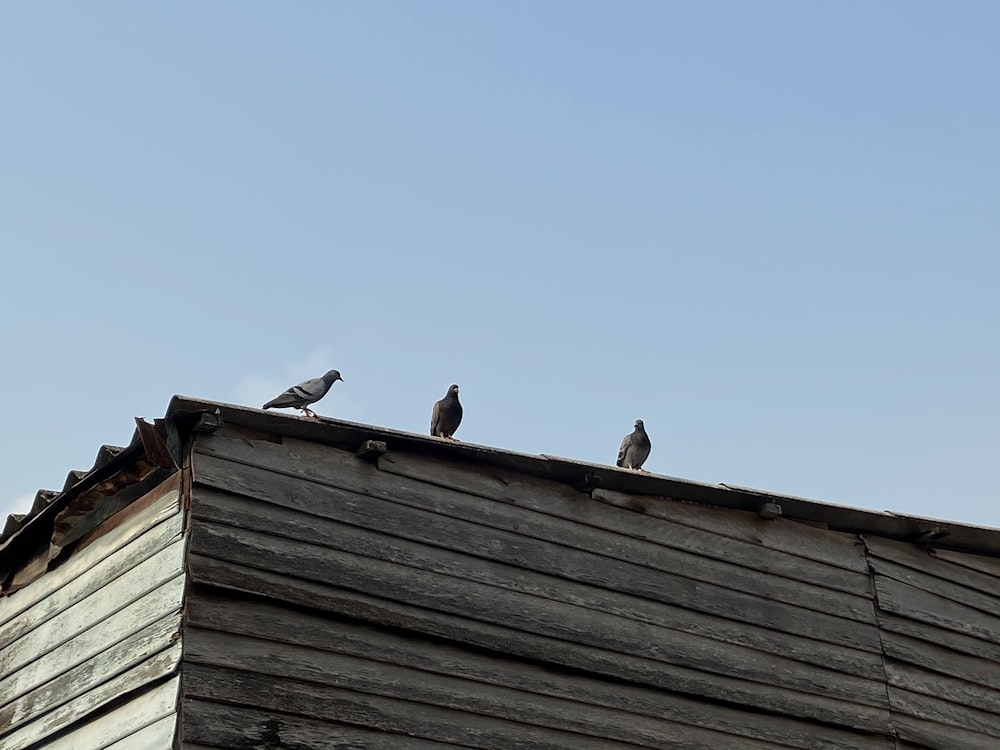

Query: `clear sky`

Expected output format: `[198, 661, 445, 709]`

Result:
[2, 2, 997, 529]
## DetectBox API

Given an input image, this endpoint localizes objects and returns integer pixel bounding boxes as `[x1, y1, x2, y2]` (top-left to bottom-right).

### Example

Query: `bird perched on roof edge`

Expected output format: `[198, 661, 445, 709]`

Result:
[617, 419, 651, 471]
[431, 384, 463, 440]
[262, 369, 343, 418]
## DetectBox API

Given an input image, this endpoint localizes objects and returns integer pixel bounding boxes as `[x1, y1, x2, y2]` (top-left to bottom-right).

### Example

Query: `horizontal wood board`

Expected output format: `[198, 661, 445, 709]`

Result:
[183, 698, 480, 750]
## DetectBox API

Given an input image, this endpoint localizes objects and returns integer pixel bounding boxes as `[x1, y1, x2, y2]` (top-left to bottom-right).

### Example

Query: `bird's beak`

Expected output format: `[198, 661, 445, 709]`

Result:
[338, 376, 344, 382]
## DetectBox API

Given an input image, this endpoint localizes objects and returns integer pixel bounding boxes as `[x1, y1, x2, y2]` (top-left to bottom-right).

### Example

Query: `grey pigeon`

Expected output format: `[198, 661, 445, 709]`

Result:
[430, 384, 462, 439]
[262, 369, 343, 418]
[617, 419, 651, 471]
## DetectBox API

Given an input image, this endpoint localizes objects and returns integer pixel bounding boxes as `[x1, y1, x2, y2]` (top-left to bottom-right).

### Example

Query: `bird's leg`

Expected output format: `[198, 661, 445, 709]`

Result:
[301, 407, 317, 418]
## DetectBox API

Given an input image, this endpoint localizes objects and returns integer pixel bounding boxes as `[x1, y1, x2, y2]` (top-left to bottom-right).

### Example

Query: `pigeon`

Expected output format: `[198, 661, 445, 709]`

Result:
[262, 369, 343, 418]
[430, 384, 463, 439]
[617, 419, 651, 471]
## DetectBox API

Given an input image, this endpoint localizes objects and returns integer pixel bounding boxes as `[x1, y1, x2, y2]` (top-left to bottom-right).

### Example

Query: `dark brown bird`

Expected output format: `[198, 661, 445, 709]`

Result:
[430, 384, 463, 440]
[617, 419, 651, 471]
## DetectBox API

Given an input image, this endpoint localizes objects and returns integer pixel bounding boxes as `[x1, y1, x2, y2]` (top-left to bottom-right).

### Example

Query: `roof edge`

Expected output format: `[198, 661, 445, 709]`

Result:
[167, 395, 1000, 557]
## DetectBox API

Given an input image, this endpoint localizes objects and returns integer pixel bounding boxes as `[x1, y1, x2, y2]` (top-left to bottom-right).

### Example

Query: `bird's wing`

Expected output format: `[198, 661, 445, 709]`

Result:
[430, 399, 442, 434]
[616, 433, 632, 467]
[263, 377, 327, 409]
[292, 377, 327, 400]
[263, 388, 301, 409]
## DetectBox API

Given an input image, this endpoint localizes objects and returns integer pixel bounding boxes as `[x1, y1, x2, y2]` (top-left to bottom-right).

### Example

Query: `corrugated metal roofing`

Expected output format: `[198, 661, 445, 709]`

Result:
[1, 444, 129, 543]
[3, 394, 999, 562]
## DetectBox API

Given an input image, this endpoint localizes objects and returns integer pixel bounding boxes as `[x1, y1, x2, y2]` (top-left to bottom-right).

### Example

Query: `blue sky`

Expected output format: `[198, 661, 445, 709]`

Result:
[2, 2, 998, 528]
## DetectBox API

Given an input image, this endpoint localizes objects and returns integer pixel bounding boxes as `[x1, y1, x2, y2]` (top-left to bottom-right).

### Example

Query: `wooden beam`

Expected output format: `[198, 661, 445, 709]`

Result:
[356, 440, 388, 462]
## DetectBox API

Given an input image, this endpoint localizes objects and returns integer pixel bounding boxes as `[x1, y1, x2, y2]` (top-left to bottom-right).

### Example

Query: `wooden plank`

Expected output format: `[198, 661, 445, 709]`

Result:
[868, 536, 999, 587]
[193, 434, 873, 598]
[103, 714, 175, 750]
[7, 549, 54, 597]
[185, 662, 773, 750]
[382, 451, 871, 587]
[891, 711, 999, 750]
[189, 516, 888, 711]
[0, 510, 184, 649]
[186, 627, 792, 750]
[0, 612, 180, 734]
[192, 456, 877, 629]
[0, 487, 180, 630]
[885, 661, 1000, 732]
[53, 468, 176, 552]
[873, 574, 1000, 647]
[183, 699, 478, 749]
[0, 572, 185, 708]
[881, 628, 1000, 692]
[0, 644, 181, 750]
[879, 611, 1000, 664]
[187, 555, 892, 734]
[35, 676, 179, 750]
[72, 473, 181, 554]
[187, 593, 894, 750]
[0, 538, 185, 685]
[866, 537, 1000, 617]
[192, 487, 883, 678]
[871, 557, 1000, 619]
[930, 548, 1000, 579]
[593, 487, 868, 572]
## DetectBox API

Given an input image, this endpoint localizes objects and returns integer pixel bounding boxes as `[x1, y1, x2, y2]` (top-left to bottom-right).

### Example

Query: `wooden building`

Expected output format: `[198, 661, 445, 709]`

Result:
[2, 395, 1000, 749]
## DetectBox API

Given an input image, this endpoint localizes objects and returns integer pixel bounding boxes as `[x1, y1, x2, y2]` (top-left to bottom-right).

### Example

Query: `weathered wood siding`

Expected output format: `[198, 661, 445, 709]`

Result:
[186, 429, 946, 750]
[865, 536, 1000, 749]
[0, 477, 184, 750]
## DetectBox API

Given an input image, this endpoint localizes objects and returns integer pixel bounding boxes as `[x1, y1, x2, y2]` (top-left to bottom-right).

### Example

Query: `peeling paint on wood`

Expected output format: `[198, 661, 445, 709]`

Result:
[0, 479, 183, 750]
[38, 676, 179, 750]
[2, 644, 181, 750]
